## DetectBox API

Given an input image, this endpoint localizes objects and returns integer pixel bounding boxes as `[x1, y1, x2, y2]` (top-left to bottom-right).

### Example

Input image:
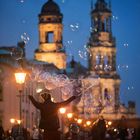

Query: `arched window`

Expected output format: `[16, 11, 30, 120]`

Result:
[46, 31, 54, 43]
[104, 56, 108, 65]
[96, 54, 101, 65]
[104, 88, 109, 100]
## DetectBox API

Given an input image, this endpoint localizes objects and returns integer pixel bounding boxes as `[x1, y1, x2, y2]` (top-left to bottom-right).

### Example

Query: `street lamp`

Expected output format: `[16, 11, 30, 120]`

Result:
[59, 108, 66, 114]
[67, 113, 73, 119]
[86, 121, 91, 127]
[108, 121, 112, 126]
[15, 71, 26, 121]
[77, 119, 83, 125]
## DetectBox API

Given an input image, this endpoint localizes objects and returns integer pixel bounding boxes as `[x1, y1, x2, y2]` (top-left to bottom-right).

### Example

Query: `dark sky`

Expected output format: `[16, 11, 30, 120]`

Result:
[0, 0, 140, 115]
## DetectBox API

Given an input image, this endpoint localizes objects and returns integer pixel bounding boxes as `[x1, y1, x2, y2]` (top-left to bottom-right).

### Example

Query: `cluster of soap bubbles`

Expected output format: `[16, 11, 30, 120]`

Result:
[94, 64, 112, 71]
[127, 86, 134, 91]
[21, 19, 26, 24]
[122, 85, 135, 95]
[21, 32, 30, 44]
[69, 23, 80, 32]
[112, 15, 119, 21]
[123, 43, 129, 47]
[104, 65, 112, 71]
[118, 64, 129, 71]
[81, 89, 114, 115]
[78, 45, 91, 60]
[29, 67, 101, 98]
[77, 76, 113, 115]
[90, 27, 98, 33]
[61, 0, 65, 3]
[65, 40, 73, 48]
[20, 0, 24, 3]
[78, 50, 88, 60]
[30, 69, 70, 88]
[64, 40, 73, 56]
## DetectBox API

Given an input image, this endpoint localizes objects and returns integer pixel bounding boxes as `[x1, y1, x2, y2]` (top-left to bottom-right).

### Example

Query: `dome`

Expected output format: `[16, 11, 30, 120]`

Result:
[41, 0, 61, 15]
[92, 0, 111, 13]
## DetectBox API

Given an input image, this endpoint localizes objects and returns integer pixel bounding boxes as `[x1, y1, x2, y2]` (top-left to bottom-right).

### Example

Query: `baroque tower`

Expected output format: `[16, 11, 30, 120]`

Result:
[34, 0, 66, 69]
[88, 0, 121, 116]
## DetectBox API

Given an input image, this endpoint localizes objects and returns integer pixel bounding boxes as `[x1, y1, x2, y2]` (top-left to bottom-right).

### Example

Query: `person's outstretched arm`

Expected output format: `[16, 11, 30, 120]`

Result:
[56, 96, 77, 108]
[28, 95, 41, 109]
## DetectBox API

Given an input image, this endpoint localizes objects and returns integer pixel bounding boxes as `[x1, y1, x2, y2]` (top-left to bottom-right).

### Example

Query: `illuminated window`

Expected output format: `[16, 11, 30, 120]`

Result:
[96, 54, 100, 65]
[104, 88, 109, 100]
[104, 56, 108, 65]
[46, 32, 54, 43]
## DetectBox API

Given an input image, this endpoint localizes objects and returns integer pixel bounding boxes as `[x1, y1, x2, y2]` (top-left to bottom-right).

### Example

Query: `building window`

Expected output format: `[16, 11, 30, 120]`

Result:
[104, 88, 110, 101]
[46, 32, 54, 43]
[96, 54, 100, 65]
[104, 56, 108, 65]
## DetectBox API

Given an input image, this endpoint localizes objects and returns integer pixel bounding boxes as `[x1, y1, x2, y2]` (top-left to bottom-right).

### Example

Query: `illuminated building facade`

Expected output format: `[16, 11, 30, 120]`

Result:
[34, 0, 66, 70]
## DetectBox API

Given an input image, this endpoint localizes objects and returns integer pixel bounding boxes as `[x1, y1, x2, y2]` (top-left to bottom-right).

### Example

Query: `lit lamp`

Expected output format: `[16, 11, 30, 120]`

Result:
[67, 113, 73, 119]
[15, 71, 26, 121]
[15, 72, 26, 84]
[59, 108, 66, 114]
[86, 121, 91, 126]
[10, 118, 15, 126]
[108, 121, 112, 126]
[77, 119, 83, 124]
[17, 119, 22, 125]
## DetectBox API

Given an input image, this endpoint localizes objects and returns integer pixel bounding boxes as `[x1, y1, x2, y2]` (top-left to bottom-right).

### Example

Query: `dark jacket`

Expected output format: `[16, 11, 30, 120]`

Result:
[29, 95, 76, 131]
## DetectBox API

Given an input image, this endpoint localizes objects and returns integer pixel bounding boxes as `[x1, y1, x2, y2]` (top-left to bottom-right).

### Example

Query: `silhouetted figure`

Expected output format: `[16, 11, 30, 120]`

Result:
[0, 124, 5, 140]
[28, 89, 78, 140]
[31, 126, 40, 140]
[11, 124, 25, 140]
[117, 116, 128, 140]
[93, 116, 106, 140]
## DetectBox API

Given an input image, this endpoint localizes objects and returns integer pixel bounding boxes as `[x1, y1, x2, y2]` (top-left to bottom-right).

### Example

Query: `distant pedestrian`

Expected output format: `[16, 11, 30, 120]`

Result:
[95, 116, 106, 140]
[31, 126, 40, 140]
[0, 124, 5, 140]
[11, 124, 25, 140]
[5, 130, 14, 140]
[28, 88, 80, 140]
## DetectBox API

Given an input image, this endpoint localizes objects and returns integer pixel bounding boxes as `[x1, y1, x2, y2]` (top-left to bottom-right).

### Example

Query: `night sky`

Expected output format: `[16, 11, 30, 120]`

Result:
[0, 0, 140, 115]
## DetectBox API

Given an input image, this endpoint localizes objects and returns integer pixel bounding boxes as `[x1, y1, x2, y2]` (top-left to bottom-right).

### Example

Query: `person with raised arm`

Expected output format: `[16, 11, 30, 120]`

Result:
[28, 88, 81, 140]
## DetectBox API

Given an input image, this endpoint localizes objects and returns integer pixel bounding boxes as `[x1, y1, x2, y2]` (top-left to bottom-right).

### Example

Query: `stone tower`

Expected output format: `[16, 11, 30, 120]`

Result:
[87, 0, 121, 116]
[34, 0, 66, 70]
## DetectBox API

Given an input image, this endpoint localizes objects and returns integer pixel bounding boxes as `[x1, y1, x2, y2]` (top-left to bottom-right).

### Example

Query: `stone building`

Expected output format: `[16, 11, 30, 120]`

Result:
[34, 0, 66, 70]
[76, 0, 137, 121]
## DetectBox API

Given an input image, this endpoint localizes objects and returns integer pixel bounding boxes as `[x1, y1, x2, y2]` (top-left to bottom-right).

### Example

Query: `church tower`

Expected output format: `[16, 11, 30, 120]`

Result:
[34, 0, 66, 70]
[88, 0, 121, 115]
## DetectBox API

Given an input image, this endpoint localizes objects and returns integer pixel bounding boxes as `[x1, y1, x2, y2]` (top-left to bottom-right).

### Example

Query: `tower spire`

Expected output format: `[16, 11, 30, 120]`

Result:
[91, 0, 93, 11]
[109, 0, 112, 10]
[35, 0, 66, 69]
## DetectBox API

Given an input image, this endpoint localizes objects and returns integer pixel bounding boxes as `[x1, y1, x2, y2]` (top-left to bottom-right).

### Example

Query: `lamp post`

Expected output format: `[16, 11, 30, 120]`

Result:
[59, 107, 66, 140]
[15, 71, 26, 121]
